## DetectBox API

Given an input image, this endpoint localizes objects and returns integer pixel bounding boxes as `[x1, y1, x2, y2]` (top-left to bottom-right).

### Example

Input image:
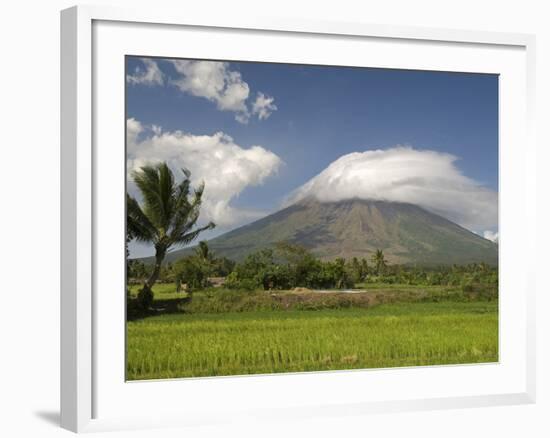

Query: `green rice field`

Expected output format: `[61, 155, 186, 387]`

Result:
[126, 299, 498, 380]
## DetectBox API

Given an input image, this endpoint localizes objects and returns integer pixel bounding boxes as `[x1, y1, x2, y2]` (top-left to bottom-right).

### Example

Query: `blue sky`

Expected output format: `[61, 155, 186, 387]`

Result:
[126, 56, 498, 257]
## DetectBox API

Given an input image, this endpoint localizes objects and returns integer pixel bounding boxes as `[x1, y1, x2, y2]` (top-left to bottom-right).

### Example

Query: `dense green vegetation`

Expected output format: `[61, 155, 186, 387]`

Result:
[128, 242, 498, 301]
[127, 301, 498, 380]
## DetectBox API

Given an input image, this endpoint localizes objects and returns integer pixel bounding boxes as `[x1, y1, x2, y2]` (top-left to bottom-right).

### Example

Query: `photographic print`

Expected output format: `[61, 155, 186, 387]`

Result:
[125, 56, 498, 380]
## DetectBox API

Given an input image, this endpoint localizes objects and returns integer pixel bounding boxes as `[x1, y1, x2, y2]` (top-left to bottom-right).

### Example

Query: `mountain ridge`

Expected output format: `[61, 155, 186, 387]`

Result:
[136, 198, 498, 266]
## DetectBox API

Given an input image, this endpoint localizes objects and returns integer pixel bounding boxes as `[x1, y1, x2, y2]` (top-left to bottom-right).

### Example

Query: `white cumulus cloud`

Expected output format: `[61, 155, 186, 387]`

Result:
[170, 60, 250, 123]
[169, 60, 277, 123]
[126, 58, 164, 86]
[126, 59, 278, 123]
[287, 146, 498, 232]
[252, 92, 278, 120]
[127, 118, 282, 228]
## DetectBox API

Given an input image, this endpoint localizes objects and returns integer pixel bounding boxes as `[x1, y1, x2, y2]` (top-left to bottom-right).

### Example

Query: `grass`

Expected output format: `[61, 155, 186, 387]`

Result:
[128, 282, 491, 317]
[126, 299, 498, 380]
[128, 282, 185, 301]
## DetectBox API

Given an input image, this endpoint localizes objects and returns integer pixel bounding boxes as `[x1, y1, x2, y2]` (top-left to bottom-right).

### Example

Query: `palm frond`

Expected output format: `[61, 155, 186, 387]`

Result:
[131, 163, 172, 231]
[158, 162, 175, 228]
[130, 162, 215, 250]
[126, 194, 157, 243]
[169, 180, 208, 242]
[174, 221, 216, 246]
[173, 176, 191, 213]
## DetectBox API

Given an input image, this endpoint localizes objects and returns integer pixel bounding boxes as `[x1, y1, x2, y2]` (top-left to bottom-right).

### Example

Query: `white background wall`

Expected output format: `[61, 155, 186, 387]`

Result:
[0, 1, 547, 436]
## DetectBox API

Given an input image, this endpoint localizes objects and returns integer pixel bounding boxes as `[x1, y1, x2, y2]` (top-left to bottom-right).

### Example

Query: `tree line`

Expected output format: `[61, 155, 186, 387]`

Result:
[129, 240, 497, 294]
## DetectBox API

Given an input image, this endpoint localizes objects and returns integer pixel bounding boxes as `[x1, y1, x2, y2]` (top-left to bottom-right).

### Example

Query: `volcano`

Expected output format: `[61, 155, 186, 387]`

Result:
[156, 198, 497, 266]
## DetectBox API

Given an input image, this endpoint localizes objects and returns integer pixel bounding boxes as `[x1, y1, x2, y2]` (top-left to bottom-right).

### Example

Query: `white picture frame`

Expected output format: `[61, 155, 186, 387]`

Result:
[60, 4, 537, 433]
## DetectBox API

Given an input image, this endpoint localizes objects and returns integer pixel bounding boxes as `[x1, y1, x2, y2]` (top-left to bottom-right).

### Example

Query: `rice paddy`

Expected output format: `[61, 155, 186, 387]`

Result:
[126, 299, 498, 380]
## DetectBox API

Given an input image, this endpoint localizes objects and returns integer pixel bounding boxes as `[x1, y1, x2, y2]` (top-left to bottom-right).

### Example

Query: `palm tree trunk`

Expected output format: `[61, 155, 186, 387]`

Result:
[144, 248, 166, 290]
[137, 247, 166, 309]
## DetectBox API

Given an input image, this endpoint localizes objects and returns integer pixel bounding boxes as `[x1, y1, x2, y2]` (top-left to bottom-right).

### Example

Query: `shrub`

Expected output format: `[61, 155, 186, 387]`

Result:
[225, 272, 262, 291]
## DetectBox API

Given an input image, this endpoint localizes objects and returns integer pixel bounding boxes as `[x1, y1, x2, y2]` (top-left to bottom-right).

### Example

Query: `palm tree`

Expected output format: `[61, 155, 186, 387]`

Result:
[371, 249, 387, 275]
[127, 163, 215, 308]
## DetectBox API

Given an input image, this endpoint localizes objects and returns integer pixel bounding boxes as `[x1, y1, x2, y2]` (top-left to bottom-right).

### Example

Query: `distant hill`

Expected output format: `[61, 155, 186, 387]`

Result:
[138, 198, 498, 266]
